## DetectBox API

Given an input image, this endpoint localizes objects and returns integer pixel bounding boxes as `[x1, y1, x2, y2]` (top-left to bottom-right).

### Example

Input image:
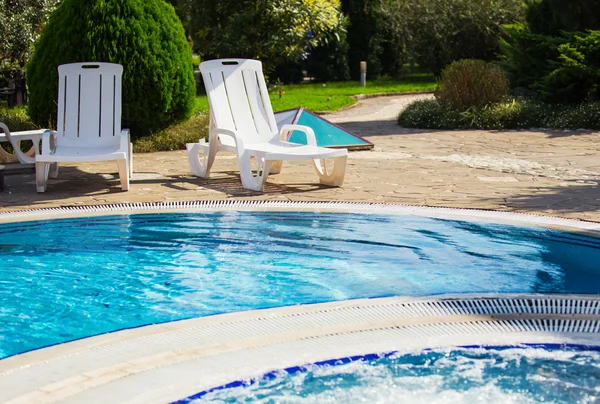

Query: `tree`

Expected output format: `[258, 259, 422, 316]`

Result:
[341, 0, 385, 80]
[27, 0, 196, 136]
[501, 0, 600, 102]
[0, 0, 59, 78]
[184, 0, 345, 74]
[382, 0, 524, 76]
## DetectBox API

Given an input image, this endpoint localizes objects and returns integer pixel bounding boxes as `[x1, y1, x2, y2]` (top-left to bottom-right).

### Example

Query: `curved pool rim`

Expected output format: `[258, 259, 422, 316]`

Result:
[1, 200, 600, 234]
[176, 342, 600, 403]
[2, 293, 599, 403]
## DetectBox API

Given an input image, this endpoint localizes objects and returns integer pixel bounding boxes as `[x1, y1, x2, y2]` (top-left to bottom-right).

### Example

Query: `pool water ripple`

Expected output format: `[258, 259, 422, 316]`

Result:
[1, 212, 600, 358]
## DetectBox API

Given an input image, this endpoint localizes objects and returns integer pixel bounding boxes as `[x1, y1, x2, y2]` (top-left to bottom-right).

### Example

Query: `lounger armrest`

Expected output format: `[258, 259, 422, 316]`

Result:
[41, 130, 58, 156]
[120, 128, 130, 152]
[280, 124, 317, 146]
[210, 127, 243, 148]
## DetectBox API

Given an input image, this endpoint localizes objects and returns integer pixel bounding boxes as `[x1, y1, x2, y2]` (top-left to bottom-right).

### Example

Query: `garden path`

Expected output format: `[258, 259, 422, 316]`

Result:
[1, 94, 599, 223]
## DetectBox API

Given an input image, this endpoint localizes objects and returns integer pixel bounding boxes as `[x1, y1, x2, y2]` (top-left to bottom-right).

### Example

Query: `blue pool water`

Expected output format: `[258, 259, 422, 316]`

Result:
[190, 346, 600, 403]
[1, 212, 599, 358]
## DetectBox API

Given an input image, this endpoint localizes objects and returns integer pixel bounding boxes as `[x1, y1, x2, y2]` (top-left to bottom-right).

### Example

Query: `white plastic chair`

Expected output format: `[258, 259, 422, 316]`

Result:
[187, 59, 347, 192]
[35, 62, 132, 193]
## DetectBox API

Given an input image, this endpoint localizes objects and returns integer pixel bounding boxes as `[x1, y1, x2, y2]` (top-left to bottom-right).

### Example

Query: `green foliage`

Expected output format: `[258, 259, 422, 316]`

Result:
[501, 1, 600, 103]
[342, 0, 385, 80]
[397, 99, 461, 129]
[525, 0, 600, 36]
[539, 30, 600, 102]
[382, 0, 524, 76]
[183, 0, 346, 74]
[133, 112, 209, 153]
[191, 55, 201, 68]
[27, 0, 196, 137]
[499, 25, 564, 89]
[436, 60, 509, 110]
[398, 97, 600, 130]
[0, 0, 59, 78]
[306, 16, 351, 82]
[0, 104, 37, 131]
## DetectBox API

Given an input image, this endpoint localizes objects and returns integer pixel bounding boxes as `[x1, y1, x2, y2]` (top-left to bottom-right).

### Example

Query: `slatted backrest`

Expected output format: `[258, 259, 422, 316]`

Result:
[56, 63, 123, 148]
[200, 59, 278, 144]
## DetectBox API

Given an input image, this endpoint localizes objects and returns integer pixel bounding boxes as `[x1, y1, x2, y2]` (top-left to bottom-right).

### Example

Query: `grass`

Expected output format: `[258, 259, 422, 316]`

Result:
[132, 112, 209, 153]
[193, 73, 437, 114]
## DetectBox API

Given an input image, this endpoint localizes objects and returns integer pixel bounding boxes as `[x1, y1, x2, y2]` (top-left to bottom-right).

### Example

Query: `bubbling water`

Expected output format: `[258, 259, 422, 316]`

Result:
[194, 347, 600, 403]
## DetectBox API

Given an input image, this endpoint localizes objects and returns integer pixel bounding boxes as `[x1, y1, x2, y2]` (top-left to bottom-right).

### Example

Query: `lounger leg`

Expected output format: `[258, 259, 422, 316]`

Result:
[269, 160, 283, 174]
[49, 163, 59, 179]
[35, 162, 49, 193]
[128, 143, 134, 177]
[186, 138, 217, 178]
[238, 153, 271, 192]
[313, 155, 347, 187]
[117, 159, 130, 191]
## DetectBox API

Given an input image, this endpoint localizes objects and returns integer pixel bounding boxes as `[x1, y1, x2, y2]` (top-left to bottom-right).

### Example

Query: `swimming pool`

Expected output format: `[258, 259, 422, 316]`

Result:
[187, 345, 600, 403]
[1, 206, 599, 359]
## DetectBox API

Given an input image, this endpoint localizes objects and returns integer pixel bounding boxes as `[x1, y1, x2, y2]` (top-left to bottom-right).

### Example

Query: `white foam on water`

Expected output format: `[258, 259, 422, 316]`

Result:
[195, 347, 600, 403]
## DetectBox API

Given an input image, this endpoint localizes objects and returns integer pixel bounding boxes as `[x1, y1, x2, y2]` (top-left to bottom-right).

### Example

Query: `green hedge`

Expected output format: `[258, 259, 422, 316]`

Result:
[398, 98, 600, 130]
[27, 0, 196, 137]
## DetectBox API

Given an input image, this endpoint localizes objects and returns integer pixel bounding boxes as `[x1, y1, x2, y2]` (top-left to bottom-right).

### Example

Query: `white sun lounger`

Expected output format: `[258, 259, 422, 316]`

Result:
[187, 59, 347, 192]
[34, 62, 132, 192]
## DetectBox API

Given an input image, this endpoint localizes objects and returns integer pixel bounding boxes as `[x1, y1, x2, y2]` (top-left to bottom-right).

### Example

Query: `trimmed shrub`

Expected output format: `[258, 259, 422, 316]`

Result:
[398, 97, 600, 130]
[27, 0, 196, 137]
[397, 98, 462, 129]
[436, 60, 509, 111]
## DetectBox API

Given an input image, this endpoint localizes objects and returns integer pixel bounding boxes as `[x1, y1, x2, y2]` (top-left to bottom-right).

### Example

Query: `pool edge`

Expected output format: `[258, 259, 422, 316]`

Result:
[2, 293, 599, 404]
[1, 201, 599, 236]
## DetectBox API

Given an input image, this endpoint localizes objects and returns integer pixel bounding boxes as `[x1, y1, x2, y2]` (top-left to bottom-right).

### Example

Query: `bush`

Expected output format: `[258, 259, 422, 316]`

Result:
[501, 1, 600, 103]
[397, 98, 462, 129]
[398, 97, 600, 130]
[436, 60, 510, 110]
[538, 30, 600, 103]
[499, 26, 564, 90]
[27, 0, 196, 138]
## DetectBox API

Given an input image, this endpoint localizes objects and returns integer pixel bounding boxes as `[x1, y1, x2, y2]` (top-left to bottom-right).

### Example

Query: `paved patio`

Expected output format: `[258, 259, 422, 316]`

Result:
[1, 94, 599, 222]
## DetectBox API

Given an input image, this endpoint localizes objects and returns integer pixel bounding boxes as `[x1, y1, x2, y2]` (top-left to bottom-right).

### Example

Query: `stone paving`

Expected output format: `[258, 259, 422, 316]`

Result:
[1, 93, 599, 222]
